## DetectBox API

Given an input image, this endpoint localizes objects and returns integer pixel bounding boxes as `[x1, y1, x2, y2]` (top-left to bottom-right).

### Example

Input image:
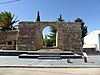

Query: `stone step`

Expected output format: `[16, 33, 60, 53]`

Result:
[0, 50, 82, 59]
[61, 55, 82, 59]
[18, 53, 82, 59]
[0, 50, 74, 55]
[0, 51, 27, 56]
[39, 55, 60, 57]
[19, 54, 39, 58]
[38, 56, 61, 59]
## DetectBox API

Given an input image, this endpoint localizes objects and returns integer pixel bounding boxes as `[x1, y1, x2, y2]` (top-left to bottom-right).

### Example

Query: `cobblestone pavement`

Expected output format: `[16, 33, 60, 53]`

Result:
[0, 55, 100, 67]
[0, 68, 100, 75]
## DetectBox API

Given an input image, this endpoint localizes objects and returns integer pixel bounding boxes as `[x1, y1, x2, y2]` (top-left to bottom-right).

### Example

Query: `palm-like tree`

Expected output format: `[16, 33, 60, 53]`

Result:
[0, 11, 19, 31]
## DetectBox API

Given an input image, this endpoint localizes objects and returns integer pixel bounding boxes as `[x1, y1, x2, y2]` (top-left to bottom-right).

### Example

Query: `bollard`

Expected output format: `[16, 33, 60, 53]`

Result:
[84, 57, 87, 63]
[83, 52, 88, 63]
[67, 59, 70, 63]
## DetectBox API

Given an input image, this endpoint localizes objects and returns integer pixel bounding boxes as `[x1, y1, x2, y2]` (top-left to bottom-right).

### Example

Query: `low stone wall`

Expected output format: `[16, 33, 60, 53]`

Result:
[0, 30, 18, 50]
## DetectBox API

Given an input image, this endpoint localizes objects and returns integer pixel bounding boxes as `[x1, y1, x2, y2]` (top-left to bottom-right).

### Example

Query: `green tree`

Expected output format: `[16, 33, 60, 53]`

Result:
[43, 35, 54, 47]
[43, 26, 57, 47]
[57, 15, 64, 21]
[36, 11, 40, 22]
[0, 11, 19, 31]
[48, 26, 57, 46]
[74, 18, 88, 44]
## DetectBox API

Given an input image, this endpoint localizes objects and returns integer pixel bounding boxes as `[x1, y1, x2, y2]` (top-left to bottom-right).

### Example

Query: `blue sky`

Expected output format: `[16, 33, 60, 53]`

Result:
[0, 0, 100, 33]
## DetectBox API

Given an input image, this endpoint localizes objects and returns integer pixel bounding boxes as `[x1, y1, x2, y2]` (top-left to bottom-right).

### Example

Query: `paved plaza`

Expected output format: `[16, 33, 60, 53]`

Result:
[0, 55, 100, 67]
[0, 54, 100, 75]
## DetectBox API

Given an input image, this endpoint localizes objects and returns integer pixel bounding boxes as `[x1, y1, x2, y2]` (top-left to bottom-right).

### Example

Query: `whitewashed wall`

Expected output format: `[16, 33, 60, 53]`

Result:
[84, 30, 100, 51]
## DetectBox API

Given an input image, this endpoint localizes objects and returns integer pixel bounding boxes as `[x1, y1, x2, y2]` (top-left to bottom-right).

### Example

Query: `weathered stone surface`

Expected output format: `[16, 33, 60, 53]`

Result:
[0, 30, 18, 50]
[17, 21, 82, 52]
[0, 21, 82, 52]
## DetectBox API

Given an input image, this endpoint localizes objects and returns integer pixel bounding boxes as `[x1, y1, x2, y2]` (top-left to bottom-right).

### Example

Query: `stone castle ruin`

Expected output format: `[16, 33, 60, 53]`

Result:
[0, 21, 82, 53]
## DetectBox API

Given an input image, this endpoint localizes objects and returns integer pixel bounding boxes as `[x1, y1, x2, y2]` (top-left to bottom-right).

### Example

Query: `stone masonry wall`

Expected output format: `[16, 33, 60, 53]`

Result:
[0, 30, 18, 50]
[17, 21, 82, 52]
[17, 22, 37, 51]
[62, 22, 82, 52]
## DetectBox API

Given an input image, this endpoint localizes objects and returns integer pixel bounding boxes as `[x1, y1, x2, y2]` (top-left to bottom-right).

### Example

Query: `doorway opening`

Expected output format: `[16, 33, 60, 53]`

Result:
[42, 26, 58, 48]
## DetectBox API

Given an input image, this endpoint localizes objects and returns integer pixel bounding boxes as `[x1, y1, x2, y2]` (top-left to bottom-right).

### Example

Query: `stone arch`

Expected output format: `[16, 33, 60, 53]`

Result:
[37, 22, 62, 49]
[17, 22, 82, 52]
[40, 24, 58, 32]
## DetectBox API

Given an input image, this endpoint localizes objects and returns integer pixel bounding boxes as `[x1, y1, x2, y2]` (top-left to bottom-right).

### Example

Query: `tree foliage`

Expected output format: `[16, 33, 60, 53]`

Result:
[74, 18, 88, 44]
[0, 11, 19, 31]
[43, 26, 57, 47]
[74, 18, 87, 38]
[36, 11, 40, 22]
[57, 15, 64, 21]
[48, 26, 57, 46]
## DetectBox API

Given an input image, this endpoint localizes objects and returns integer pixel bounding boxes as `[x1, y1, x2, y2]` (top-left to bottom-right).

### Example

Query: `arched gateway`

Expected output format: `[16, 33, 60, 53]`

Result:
[17, 21, 82, 52]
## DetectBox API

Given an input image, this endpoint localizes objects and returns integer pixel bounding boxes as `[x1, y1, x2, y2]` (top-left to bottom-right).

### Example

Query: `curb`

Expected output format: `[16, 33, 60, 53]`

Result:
[0, 65, 100, 68]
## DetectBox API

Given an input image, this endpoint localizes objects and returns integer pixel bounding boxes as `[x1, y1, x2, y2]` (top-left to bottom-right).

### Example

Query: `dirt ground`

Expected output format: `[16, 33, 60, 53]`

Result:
[0, 68, 100, 75]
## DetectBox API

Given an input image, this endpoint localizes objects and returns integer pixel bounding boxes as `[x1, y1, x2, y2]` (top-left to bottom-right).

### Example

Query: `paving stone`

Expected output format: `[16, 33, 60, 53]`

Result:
[0, 55, 100, 67]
